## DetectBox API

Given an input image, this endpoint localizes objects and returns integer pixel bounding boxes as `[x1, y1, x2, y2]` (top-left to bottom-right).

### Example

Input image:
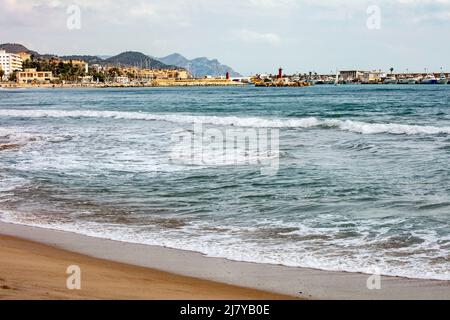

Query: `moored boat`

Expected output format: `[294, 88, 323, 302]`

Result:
[383, 76, 398, 84]
[401, 76, 419, 84]
[421, 74, 438, 84]
[398, 77, 412, 84]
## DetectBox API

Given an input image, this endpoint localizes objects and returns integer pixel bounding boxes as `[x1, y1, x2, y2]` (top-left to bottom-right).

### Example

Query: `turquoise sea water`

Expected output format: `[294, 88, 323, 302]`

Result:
[0, 85, 449, 280]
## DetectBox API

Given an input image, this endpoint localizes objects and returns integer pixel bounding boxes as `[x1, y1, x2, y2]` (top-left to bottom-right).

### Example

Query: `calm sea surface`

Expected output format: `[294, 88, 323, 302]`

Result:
[0, 85, 449, 280]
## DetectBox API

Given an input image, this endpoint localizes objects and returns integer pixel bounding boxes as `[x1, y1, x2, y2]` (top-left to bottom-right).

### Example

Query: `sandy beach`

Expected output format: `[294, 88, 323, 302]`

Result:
[0, 232, 292, 300]
[3, 0, 450, 305]
[0, 221, 449, 300]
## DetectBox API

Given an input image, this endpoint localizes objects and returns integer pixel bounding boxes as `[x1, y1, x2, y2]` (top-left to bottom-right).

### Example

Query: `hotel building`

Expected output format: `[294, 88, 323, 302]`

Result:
[0, 50, 23, 77]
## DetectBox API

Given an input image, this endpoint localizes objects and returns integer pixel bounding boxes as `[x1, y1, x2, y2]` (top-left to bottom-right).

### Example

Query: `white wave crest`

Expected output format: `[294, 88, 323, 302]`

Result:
[0, 126, 74, 146]
[0, 127, 37, 145]
[1, 109, 449, 135]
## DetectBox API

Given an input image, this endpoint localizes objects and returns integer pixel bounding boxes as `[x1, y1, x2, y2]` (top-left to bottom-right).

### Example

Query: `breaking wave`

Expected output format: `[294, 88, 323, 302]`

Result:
[0, 126, 74, 147]
[1, 109, 450, 135]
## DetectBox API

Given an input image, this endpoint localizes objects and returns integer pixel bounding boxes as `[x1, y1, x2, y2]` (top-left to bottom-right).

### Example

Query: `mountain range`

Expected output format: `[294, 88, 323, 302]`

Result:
[0, 43, 241, 77]
[157, 53, 241, 77]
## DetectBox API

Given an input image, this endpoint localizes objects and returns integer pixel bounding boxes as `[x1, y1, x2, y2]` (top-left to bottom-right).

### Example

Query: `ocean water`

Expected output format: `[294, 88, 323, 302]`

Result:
[0, 85, 449, 280]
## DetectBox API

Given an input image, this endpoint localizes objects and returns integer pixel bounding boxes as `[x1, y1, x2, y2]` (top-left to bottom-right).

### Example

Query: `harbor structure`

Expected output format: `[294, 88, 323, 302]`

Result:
[252, 68, 311, 87]
[278, 68, 283, 79]
[249, 68, 450, 87]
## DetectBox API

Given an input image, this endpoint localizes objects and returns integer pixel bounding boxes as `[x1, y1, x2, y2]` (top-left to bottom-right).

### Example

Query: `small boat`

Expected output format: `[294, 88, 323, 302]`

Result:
[398, 77, 409, 84]
[383, 76, 398, 84]
[421, 74, 438, 84]
[334, 70, 340, 86]
[438, 73, 448, 84]
[398, 76, 418, 84]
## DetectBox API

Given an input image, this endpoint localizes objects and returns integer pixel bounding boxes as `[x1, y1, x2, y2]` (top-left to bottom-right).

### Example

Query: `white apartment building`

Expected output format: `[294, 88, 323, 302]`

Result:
[0, 50, 23, 77]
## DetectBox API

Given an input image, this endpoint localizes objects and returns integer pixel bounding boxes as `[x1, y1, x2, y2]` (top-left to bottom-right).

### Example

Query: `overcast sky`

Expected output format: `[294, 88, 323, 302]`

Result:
[2, 0, 450, 75]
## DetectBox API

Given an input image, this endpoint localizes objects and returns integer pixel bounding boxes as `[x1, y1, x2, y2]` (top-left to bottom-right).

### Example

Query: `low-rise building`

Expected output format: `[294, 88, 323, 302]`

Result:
[0, 50, 23, 77]
[91, 64, 105, 72]
[63, 59, 85, 67]
[18, 52, 32, 62]
[362, 70, 386, 84]
[49, 57, 62, 65]
[64, 59, 89, 73]
[17, 68, 54, 84]
[173, 70, 190, 80]
[118, 67, 190, 81]
[79, 75, 94, 84]
[340, 70, 366, 83]
[114, 76, 129, 84]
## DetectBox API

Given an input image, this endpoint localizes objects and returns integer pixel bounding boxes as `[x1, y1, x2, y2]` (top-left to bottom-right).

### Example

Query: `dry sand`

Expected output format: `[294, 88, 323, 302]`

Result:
[0, 234, 293, 300]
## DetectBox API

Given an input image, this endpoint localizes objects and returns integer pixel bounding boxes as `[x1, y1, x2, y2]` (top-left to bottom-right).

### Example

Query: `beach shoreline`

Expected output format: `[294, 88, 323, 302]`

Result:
[0, 228, 293, 300]
[0, 221, 449, 300]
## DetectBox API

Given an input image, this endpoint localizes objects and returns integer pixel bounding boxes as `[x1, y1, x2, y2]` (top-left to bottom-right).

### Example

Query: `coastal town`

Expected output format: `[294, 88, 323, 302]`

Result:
[1, 46, 450, 88]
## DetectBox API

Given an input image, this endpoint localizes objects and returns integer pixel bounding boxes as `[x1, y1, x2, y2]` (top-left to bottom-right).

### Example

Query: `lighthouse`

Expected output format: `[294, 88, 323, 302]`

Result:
[278, 67, 283, 79]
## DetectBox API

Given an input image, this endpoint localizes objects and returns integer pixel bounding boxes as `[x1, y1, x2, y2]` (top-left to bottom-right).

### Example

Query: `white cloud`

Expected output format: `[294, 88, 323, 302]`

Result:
[129, 3, 156, 17]
[3, 0, 33, 11]
[4, 0, 450, 26]
[2, 0, 450, 75]
[247, 0, 297, 9]
[234, 29, 282, 46]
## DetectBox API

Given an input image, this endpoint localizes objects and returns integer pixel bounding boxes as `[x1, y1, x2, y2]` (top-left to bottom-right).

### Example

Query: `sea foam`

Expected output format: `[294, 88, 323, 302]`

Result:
[0, 109, 449, 135]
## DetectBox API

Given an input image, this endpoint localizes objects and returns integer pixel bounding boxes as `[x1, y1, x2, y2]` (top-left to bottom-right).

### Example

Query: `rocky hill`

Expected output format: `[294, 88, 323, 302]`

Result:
[158, 53, 241, 77]
[0, 43, 39, 56]
[104, 51, 176, 69]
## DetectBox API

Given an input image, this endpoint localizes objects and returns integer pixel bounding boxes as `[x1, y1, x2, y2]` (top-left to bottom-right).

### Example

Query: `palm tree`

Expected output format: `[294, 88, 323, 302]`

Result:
[390, 67, 394, 74]
[8, 71, 17, 82]
[0, 69, 4, 81]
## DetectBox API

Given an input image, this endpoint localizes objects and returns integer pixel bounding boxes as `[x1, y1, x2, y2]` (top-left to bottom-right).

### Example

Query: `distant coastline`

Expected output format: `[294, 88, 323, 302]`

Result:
[0, 79, 246, 89]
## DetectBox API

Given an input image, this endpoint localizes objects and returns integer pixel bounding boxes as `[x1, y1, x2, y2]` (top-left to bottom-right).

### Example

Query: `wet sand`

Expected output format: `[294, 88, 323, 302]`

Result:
[0, 221, 449, 300]
[0, 144, 20, 151]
